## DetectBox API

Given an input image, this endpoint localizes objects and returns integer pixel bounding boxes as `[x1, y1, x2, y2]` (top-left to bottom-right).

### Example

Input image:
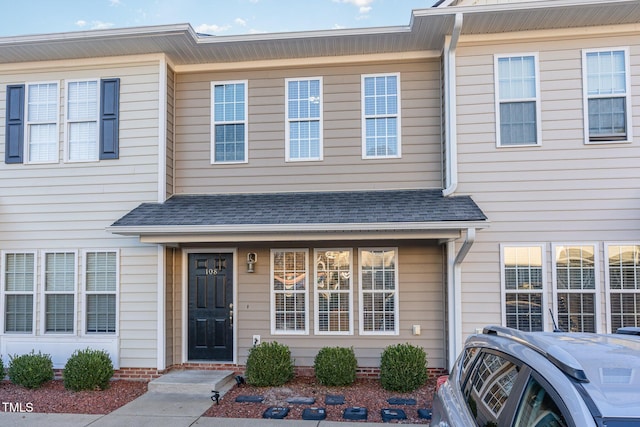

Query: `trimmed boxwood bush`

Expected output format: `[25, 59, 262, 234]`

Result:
[63, 348, 114, 391]
[8, 351, 54, 389]
[314, 346, 357, 386]
[380, 343, 428, 392]
[245, 341, 294, 386]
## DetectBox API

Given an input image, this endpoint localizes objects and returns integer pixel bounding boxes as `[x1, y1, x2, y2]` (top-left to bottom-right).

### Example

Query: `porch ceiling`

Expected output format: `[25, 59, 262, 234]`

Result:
[108, 189, 488, 243]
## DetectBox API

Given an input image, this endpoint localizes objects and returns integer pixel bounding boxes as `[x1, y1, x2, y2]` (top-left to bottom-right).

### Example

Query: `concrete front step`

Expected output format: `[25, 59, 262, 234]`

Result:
[148, 370, 235, 396]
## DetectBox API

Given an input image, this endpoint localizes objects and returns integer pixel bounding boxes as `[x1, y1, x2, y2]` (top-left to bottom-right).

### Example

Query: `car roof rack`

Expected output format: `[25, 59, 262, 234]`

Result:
[482, 325, 589, 383]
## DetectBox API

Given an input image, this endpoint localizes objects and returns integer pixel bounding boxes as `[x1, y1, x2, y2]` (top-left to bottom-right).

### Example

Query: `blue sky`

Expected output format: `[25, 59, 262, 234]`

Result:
[0, 0, 438, 37]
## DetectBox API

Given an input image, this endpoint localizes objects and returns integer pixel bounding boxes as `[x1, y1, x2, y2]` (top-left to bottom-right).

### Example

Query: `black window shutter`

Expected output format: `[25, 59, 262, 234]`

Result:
[5, 84, 25, 164]
[100, 78, 120, 160]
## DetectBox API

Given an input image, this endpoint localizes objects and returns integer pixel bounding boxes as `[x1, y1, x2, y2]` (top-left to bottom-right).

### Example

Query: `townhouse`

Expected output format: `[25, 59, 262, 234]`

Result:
[0, 0, 638, 377]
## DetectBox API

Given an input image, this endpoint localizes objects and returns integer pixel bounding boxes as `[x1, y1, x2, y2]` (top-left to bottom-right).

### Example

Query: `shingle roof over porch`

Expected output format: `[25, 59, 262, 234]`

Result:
[109, 189, 487, 243]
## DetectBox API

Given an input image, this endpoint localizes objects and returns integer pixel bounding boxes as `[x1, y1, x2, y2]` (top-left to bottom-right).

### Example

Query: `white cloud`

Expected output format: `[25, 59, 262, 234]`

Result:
[235, 18, 247, 27]
[332, 0, 374, 14]
[75, 20, 87, 28]
[91, 20, 115, 30]
[195, 23, 232, 34]
[109, 0, 121, 6]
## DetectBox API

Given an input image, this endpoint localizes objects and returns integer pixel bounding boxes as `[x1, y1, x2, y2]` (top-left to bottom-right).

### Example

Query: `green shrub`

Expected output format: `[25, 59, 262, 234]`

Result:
[380, 343, 428, 392]
[63, 348, 114, 391]
[8, 351, 54, 389]
[0, 355, 4, 378]
[314, 346, 357, 386]
[245, 341, 294, 386]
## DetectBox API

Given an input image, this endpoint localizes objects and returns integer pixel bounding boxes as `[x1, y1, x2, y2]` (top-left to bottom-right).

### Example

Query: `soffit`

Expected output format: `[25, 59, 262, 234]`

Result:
[0, 0, 637, 66]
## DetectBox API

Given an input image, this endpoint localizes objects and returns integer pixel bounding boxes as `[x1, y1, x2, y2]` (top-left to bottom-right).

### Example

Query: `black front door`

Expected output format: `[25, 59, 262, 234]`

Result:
[188, 253, 233, 361]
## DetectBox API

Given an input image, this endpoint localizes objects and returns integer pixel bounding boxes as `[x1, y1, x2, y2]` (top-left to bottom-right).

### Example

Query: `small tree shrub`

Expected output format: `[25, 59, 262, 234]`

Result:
[314, 346, 357, 386]
[8, 351, 54, 389]
[63, 348, 114, 391]
[245, 341, 294, 386]
[0, 356, 4, 378]
[380, 343, 428, 392]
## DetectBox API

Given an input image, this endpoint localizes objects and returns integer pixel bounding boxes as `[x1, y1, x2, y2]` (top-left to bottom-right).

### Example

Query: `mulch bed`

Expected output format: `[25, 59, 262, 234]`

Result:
[204, 376, 436, 424]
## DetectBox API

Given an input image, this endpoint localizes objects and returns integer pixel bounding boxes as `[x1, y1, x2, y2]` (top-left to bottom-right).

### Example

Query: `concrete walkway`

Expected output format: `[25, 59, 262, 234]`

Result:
[0, 370, 427, 426]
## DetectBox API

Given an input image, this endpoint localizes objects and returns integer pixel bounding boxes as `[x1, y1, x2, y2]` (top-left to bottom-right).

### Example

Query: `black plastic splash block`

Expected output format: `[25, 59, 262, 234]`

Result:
[325, 394, 346, 405]
[302, 407, 327, 420]
[387, 397, 417, 405]
[286, 396, 316, 404]
[343, 407, 368, 420]
[418, 408, 433, 419]
[235, 395, 264, 403]
[381, 408, 407, 422]
[262, 406, 290, 419]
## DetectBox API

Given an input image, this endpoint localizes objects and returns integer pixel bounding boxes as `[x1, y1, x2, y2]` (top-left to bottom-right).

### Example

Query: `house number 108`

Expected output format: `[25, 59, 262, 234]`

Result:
[206, 269, 218, 275]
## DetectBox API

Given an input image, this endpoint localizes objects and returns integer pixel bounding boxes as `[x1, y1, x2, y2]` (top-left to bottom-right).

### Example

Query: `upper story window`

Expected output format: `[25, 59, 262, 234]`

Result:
[67, 80, 99, 162]
[285, 77, 322, 161]
[4, 79, 119, 165]
[583, 48, 632, 143]
[494, 54, 540, 147]
[26, 82, 59, 163]
[362, 73, 401, 158]
[211, 81, 248, 164]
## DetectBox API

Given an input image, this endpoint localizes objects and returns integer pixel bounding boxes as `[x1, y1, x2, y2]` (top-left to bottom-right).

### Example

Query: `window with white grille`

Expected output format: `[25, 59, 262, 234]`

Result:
[606, 244, 640, 332]
[85, 251, 118, 334]
[314, 249, 352, 335]
[67, 80, 99, 161]
[43, 252, 76, 333]
[3, 252, 36, 333]
[271, 249, 308, 334]
[26, 82, 59, 163]
[359, 248, 398, 335]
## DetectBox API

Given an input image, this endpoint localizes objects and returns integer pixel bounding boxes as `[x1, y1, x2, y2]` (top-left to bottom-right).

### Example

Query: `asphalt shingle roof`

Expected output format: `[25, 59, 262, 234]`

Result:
[111, 189, 487, 228]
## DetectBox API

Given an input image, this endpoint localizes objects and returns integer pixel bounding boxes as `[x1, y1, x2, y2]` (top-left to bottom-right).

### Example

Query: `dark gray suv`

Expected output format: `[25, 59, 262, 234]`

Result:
[431, 326, 640, 427]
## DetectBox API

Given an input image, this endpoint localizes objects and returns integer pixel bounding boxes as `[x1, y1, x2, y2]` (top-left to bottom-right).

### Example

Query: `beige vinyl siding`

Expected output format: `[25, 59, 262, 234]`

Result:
[174, 59, 442, 194]
[454, 31, 640, 336]
[232, 241, 445, 369]
[166, 65, 175, 198]
[0, 57, 162, 369]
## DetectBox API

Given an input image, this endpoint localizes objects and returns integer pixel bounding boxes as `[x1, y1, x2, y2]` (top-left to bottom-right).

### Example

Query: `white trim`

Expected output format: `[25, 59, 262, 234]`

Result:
[494, 53, 541, 148]
[551, 243, 601, 333]
[603, 243, 640, 334]
[64, 78, 100, 163]
[210, 80, 249, 164]
[361, 72, 402, 159]
[1, 251, 37, 336]
[581, 47, 633, 144]
[285, 77, 323, 162]
[24, 81, 60, 164]
[499, 244, 548, 331]
[181, 248, 238, 364]
[358, 247, 400, 336]
[270, 248, 310, 335]
[156, 246, 166, 370]
[40, 250, 78, 336]
[313, 248, 354, 336]
[81, 249, 120, 338]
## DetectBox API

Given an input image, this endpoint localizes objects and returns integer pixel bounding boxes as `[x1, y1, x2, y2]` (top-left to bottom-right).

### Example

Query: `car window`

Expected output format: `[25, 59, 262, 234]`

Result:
[463, 352, 520, 427]
[514, 376, 568, 427]
[459, 347, 480, 386]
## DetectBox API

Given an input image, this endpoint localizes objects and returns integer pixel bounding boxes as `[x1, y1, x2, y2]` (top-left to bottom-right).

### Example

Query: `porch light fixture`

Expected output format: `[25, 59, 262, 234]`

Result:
[247, 252, 257, 273]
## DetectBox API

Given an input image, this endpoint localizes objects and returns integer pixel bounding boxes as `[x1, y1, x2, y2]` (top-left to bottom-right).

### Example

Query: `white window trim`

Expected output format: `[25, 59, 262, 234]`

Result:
[313, 248, 354, 336]
[604, 242, 640, 334]
[582, 47, 633, 144]
[25, 81, 60, 164]
[358, 247, 400, 336]
[40, 250, 78, 335]
[1, 250, 37, 336]
[494, 53, 541, 148]
[210, 80, 249, 164]
[361, 73, 402, 159]
[551, 243, 601, 333]
[64, 79, 100, 163]
[285, 77, 323, 162]
[270, 248, 309, 335]
[499, 244, 548, 331]
[81, 249, 120, 337]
